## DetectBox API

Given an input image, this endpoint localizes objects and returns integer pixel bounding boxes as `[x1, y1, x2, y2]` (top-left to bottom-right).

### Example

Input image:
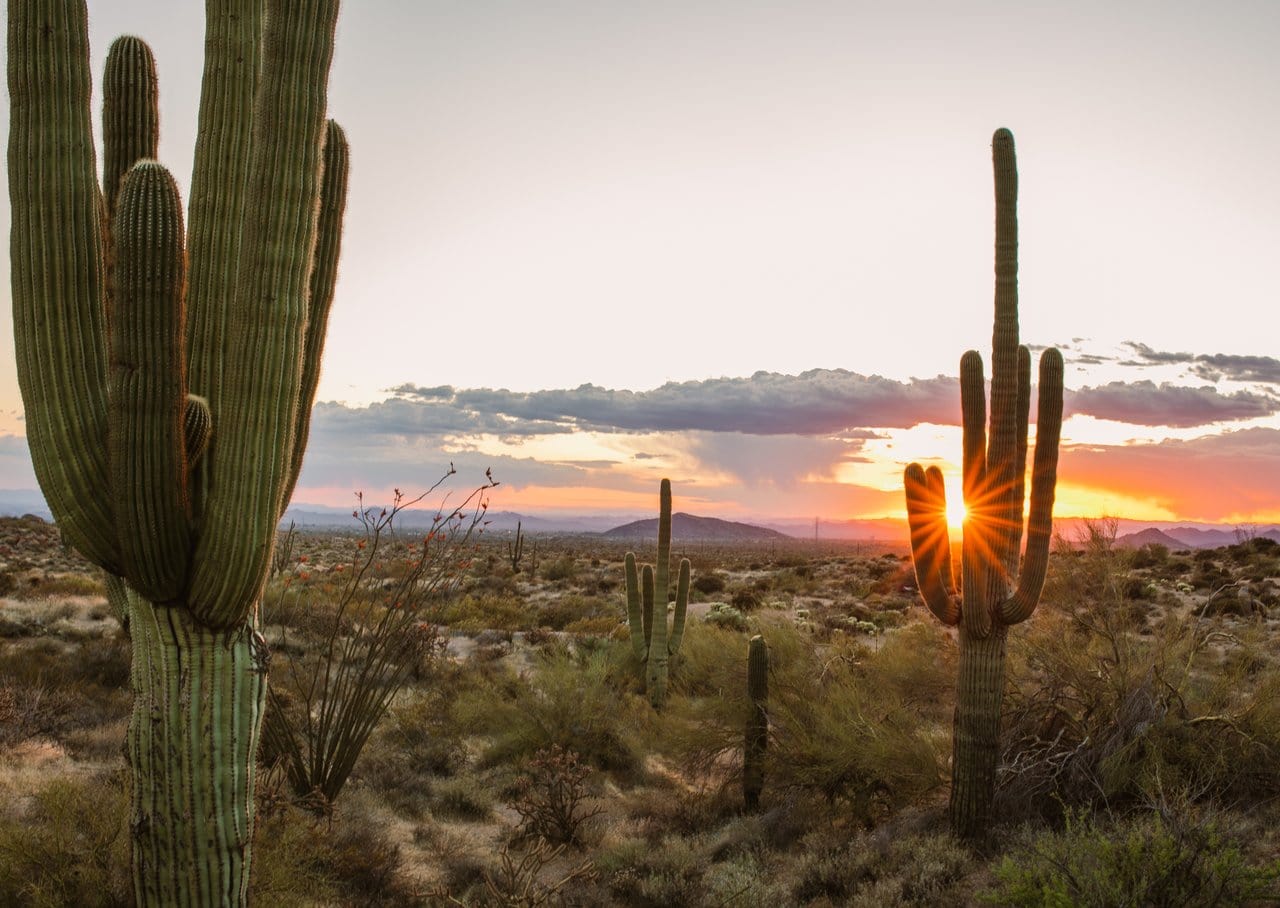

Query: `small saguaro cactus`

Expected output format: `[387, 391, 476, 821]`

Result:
[508, 520, 525, 572]
[903, 128, 1063, 841]
[9, 0, 346, 901]
[624, 478, 691, 708]
[743, 634, 769, 811]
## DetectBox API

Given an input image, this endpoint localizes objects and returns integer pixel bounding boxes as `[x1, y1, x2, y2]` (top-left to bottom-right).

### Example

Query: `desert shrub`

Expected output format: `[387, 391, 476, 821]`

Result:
[250, 806, 341, 905]
[437, 592, 528, 632]
[793, 830, 969, 906]
[692, 572, 726, 596]
[510, 745, 602, 845]
[251, 800, 413, 906]
[477, 838, 597, 907]
[768, 648, 943, 817]
[428, 774, 495, 821]
[1131, 542, 1170, 569]
[704, 853, 789, 907]
[541, 555, 578, 582]
[666, 620, 941, 817]
[460, 645, 649, 779]
[564, 614, 621, 636]
[0, 637, 131, 750]
[1002, 523, 1280, 820]
[705, 602, 748, 631]
[985, 808, 1280, 906]
[0, 772, 131, 907]
[599, 834, 706, 907]
[729, 586, 764, 612]
[537, 593, 610, 631]
[261, 478, 493, 812]
[23, 573, 105, 599]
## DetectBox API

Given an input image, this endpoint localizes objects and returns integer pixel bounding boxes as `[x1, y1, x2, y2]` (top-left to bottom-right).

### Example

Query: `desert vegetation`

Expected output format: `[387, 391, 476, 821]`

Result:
[4, 512, 1280, 904]
[6, 1, 1278, 905]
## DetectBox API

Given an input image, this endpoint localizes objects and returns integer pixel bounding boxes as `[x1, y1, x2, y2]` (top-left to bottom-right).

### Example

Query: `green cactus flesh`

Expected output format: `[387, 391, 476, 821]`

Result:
[8, 0, 346, 900]
[902, 128, 1063, 840]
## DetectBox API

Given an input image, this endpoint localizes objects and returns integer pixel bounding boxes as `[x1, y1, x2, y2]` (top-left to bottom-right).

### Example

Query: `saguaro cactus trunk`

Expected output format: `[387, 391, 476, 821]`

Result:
[903, 128, 1063, 840]
[8, 1, 347, 901]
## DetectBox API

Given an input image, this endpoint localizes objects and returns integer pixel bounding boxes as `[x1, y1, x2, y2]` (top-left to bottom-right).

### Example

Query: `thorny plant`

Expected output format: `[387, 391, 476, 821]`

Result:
[261, 466, 498, 810]
[511, 745, 604, 846]
[999, 519, 1270, 820]
[481, 838, 597, 908]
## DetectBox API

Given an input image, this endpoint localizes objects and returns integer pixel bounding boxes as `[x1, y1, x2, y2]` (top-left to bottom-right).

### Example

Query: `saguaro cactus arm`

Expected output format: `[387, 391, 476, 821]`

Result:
[189, 0, 341, 629]
[102, 36, 159, 219]
[624, 552, 647, 660]
[904, 463, 960, 626]
[108, 161, 192, 603]
[960, 349, 993, 639]
[1002, 348, 1064, 625]
[8, 0, 118, 572]
[668, 557, 690, 654]
[284, 119, 350, 506]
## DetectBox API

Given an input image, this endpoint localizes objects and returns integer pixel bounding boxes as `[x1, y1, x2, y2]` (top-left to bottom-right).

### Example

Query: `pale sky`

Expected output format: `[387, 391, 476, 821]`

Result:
[2, 2, 1278, 524]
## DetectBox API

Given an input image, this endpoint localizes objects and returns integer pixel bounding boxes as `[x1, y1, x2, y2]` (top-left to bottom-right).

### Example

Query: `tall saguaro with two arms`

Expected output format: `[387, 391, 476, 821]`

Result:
[903, 128, 1063, 840]
[8, 0, 347, 901]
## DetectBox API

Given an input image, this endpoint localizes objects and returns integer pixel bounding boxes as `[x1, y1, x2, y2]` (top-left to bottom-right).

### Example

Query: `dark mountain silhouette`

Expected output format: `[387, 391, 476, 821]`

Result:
[602, 512, 788, 541]
[1114, 527, 1186, 549]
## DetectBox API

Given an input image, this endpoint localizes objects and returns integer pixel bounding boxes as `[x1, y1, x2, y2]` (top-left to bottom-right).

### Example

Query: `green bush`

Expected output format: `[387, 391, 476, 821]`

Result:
[0, 773, 131, 907]
[705, 602, 748, 631]
[458, 644, 650, 779]
[692, 573, 727, 596]
[985, 809, 1280, 906]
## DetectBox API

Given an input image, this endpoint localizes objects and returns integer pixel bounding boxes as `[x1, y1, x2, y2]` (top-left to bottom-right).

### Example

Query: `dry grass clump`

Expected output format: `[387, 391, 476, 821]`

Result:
[0, 770, 132, 907]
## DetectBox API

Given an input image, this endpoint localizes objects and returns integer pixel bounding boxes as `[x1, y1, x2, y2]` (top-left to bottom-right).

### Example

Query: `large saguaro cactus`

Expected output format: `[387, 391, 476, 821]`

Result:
[8, 1, 346, 901]
[624, 478, 691, 708]
[903, 128, 1063, 840]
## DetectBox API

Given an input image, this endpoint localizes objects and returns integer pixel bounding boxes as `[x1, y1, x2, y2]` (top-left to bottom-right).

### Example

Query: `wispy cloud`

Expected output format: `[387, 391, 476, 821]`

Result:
[1121, 342, 1280, 384]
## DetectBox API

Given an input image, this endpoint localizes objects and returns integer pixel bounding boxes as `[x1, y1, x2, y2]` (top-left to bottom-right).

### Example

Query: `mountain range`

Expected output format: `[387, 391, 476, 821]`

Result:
[0, 489, 1275, 549]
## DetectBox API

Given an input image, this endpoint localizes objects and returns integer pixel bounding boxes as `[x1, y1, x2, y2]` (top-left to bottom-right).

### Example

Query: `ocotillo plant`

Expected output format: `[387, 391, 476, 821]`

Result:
[743, 634, 769, 811]
[508, 520, 525, 572]
[624, 478, 691, 707]
[9, 1, 346, 902]
[903, 128, 1063, 840]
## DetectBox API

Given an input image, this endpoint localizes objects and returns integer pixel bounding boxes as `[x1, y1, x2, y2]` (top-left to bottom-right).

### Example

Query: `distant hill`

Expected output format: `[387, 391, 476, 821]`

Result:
[1114, 528, 1186, 550]
[601, 512, 788, 541]
[1162, 526, 1280, 549]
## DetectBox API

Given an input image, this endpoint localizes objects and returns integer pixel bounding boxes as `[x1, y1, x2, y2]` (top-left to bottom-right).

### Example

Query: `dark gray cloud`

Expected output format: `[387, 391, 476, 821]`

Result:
[392, 369, 960, 435]
[1122, 342, 1280, 384]
[1065, 381, 1279, 427]
[310, 397, 572, 439]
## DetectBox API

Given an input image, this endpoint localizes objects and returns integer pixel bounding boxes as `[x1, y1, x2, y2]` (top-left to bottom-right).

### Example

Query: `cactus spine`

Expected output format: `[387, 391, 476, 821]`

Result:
[743, 634, 769, 811]
[625, 478, 691, 707]
[8, 1, 346, 901]
[903, 128, 1063, 840]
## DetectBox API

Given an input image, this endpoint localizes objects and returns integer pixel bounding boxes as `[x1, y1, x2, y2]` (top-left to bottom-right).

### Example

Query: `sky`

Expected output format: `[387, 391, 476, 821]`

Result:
[1, 1, 1279, 526]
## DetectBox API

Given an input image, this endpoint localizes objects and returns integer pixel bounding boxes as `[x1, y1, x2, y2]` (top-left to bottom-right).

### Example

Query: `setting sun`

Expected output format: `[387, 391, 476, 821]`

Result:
[944, 476, 967, 528]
